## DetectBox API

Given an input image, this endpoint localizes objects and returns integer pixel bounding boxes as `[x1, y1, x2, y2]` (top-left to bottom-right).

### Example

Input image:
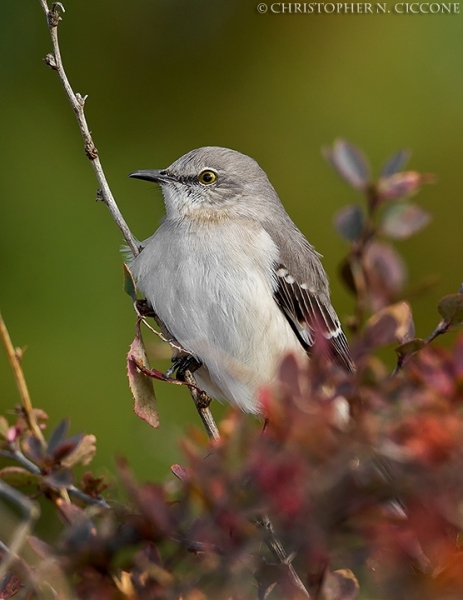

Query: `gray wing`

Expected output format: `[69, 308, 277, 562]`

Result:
[262, 215, 355, 373]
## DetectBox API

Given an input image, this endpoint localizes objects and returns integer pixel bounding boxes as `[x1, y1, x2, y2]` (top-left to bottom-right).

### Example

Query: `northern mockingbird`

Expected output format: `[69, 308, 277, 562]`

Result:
[129, 147, 354, 414]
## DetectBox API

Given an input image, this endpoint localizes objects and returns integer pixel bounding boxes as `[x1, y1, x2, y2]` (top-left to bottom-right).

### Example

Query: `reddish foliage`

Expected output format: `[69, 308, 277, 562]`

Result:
[1, 140, 463, 599]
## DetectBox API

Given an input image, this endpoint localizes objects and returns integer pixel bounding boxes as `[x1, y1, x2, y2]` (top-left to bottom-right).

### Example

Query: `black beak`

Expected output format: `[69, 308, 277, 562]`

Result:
[128, 169, 173, 184]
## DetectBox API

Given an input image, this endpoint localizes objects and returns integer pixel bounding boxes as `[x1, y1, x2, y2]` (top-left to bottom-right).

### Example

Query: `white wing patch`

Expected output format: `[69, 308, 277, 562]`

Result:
[274, 263, 355, 372]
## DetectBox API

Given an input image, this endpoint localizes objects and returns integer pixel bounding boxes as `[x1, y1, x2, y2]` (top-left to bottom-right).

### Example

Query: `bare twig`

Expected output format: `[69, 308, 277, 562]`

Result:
[0, 449, 41, 476]
[34, 10, 308, 595]
[0, 313, 45, 445]
[392, 320, 457, 377]
[181, 371, 220, 442]
[38, 0, 140, 257]
[38, 0, 220, 439]
[0, 449, 110, 509]
[135, 299, 191, 356]
[256, 515, 311, 599]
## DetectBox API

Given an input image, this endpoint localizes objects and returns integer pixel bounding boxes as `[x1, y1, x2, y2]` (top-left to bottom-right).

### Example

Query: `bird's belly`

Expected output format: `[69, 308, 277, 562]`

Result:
[132, 224, 305, 412]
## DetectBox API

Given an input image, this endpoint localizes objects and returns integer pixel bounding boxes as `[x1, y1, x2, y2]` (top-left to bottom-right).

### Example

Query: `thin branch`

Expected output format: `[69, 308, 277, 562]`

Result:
[0, 449, 41, 476]
[37, 1, 219, 440]
[66, 485, 110, 509]
[181, 371, 220, 442]
[38, 0, 140, 257]
[33, 12, 308, 596]
[0, 449, 110, 509]
[256, 514, 311, 599]
[0, 313, 45, 445]
[392, 320, 451, 376]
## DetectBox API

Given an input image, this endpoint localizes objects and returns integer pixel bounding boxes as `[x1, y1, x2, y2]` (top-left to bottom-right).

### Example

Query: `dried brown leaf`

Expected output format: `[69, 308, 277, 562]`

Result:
[61, 434, 97, 468]
[127, 331, 160, 429]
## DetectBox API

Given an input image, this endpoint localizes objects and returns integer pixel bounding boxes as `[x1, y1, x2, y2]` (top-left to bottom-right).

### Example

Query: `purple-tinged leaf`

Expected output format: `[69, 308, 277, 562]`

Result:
[360, 302, 415, 352]
[395, 337, 426, 357]
[278, 352, 304, 398]
[61, 434, 97, 468]
[47, 419, 69, 455]
[380, 149, 411, 178]
[378, 171, 435, 201]
[333, 204, 364, 242]
[437, 294, 463, 325]
[324, 139, 370, 190]
[0, 467, 40, 489]
[55, 497, 91, 527]
[43, 467, 73, 491]
[22, 435, 44, 463]
[171, 464, 191, 482]
[127, 331, 160, 428]
[381, 203, 431, 239]
[123, 263, 137, 303]
[135, 483, 173, 535]
[51, 433, 84, 463]
[363, 242, 407, 310]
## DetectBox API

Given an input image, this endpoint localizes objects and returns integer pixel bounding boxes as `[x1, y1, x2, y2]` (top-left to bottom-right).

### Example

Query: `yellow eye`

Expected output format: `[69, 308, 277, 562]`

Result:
[198, 170, 217, 185]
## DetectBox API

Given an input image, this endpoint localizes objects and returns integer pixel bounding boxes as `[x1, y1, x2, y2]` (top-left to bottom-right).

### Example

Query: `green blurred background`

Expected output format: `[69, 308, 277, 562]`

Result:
[1, 1, 462, 494]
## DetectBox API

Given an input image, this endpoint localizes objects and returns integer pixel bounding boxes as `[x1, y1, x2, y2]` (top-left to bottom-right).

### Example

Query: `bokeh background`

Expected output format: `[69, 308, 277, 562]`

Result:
[1, 0, 462, 502]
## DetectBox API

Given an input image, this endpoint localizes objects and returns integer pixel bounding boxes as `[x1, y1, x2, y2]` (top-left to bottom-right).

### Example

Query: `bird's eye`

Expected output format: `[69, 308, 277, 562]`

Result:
[198, 170, 217, 185]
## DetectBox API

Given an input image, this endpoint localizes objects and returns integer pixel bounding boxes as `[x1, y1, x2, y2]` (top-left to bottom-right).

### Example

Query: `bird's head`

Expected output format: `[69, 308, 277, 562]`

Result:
[129, 146, 275, 221]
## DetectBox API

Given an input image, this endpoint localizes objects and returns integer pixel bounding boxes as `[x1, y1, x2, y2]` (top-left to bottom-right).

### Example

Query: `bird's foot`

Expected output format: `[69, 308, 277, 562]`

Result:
[165, 355, 202, 380]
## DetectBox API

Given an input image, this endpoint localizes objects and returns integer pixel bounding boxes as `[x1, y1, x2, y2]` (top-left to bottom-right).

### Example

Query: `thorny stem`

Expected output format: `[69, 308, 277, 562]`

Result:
[38, 0, 140, 257]
[0, 313, 45, 445]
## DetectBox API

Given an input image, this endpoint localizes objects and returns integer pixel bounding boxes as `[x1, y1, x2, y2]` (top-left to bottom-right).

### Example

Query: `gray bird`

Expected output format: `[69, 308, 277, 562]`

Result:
[129, 147, 354, 414]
